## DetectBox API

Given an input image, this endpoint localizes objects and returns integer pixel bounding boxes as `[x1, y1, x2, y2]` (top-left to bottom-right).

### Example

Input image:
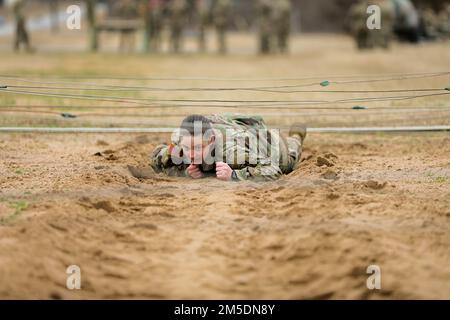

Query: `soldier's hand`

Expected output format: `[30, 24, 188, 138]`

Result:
[187, 164, 204, 179]
[216, 162, 233, 181]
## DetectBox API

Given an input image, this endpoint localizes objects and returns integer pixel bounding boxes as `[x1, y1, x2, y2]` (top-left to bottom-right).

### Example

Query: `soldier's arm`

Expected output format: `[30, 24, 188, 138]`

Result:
[232, 162, 283, 181]
[224, 135, 283, 181]
[230, 145, 283, 181]
[150, 144, 188, 177]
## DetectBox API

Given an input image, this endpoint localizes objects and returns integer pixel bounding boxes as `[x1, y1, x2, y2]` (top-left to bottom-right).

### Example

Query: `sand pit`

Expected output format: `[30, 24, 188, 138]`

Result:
[1, 131, 449, 299]
[0, 32, 449, 299]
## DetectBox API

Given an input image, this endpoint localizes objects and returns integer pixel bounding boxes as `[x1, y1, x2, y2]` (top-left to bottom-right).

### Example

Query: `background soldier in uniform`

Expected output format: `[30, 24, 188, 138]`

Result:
[167, 0, 188, 53]
[437, 4, 450, 39]
[12, 0, 32, 53]
[148, 0, 164, 52]
[420, 7, 439, 40]
[373, 0, 395, 48]
[348, 0, 394, 50]
[150, 114, 306, 181]
[212, 0, 231, 54]
[115, 0, 139, 53]
[257, 0, 274, 54]
[196, 0, 211, 52]
[348, 0, 371, 49]
[392, 0, 420, 43]
[49, 0, 59, 33]
[272, 0, 291, 53]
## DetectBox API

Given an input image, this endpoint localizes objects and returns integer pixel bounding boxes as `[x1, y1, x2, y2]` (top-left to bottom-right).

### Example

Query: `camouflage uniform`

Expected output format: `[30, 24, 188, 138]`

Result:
[374, 0, 395, 48]
[150, 114, 303, 181]
[272, 0, 291, 53]
[212, 0, 231, 54]
[197, 0, 211, 52]
[421, 8, 439, 40]
[167, 0, 188, 53]
[348, 0, 394, 49]
[257, 0, 274, 54]
[147, 0, 164, 52]
[116, 0, 139, 53]
[392, 0, 420, 42]
[49, 0, 59, 33]
[437, 4, 450, 39]
[13, 0, 31, 52]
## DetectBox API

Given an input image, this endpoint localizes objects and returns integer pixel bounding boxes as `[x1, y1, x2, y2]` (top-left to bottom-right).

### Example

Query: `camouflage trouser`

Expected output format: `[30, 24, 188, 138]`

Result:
[14, 19, 30, 51]
[216, 24, 227, 54]
[260, 31, 271, 54]
[150, 16, 163, 51]
[198, 16, 209, 52]
[276, 29, 289, 53]
[354, 29, 390, 49]
[198, 24, 206, 52]
[170, 24, 183, 53]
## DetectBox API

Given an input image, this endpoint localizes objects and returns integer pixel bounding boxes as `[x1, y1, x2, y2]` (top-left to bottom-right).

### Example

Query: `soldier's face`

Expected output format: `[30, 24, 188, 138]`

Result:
[180, 135, 215, 165]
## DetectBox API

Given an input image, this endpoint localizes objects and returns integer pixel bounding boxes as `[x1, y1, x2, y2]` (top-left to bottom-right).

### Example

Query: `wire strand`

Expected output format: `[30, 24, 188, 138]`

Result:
[1, 70, 448, 81]
[1, 71, 449, 92]
[2, 88, 449, 108]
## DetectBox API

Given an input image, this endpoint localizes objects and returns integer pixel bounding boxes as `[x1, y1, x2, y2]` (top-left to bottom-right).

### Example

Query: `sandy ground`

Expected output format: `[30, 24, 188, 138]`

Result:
[0, 33, 450, 299]
[0, 131, 449, 299]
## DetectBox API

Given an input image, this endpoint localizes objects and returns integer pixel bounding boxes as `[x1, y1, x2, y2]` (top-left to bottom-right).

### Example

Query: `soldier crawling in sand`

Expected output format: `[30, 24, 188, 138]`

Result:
[150, 114, 307, 181]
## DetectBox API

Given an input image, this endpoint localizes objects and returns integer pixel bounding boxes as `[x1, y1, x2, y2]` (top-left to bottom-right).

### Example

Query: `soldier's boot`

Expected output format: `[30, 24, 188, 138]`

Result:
[287, 123, 307, 170]
[289, 123, 307, 145]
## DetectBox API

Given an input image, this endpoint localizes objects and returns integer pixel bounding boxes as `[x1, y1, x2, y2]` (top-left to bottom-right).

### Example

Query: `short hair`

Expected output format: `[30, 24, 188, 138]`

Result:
[179, 115, 213, 139]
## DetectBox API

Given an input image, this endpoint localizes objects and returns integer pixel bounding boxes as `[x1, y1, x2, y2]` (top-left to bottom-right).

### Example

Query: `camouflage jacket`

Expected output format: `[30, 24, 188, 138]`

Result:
[150, 114, 293, 181]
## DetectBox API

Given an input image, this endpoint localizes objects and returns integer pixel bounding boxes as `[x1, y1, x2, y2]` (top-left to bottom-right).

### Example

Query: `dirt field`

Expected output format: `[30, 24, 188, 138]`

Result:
[0, 34, 450, 299]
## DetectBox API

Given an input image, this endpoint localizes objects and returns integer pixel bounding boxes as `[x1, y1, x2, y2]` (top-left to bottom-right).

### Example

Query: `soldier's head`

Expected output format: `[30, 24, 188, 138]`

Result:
[178, 115, 215, 164]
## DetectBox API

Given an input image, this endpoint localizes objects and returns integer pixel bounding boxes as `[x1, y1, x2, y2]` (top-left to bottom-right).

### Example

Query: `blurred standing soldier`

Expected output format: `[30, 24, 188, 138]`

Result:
[86, 0, 98, 52]
[348, 0, 394, 50]
[145, 0, 164, 52]
[12, 0, 32, 52]
[116, 0, 139, 53]
[49, 0, 59, 33]
[373, 0, 394, 48]
[196, 0, 211, 52]
[348, 0, 371, 49]
[271, 0, 291, 53]
[420, 7, 439, 40]
[257, 0, 273, 54]
[212, 0, 231, 54]
[168, 0, 188, 53]
[391, 0, 420, 43]
[437, 4, 450, 39]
